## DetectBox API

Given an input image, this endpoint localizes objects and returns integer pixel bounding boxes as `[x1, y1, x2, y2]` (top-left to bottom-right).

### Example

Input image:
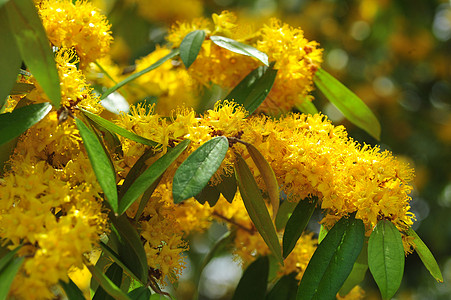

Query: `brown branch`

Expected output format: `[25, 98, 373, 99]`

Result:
[212, 211, 255, 234]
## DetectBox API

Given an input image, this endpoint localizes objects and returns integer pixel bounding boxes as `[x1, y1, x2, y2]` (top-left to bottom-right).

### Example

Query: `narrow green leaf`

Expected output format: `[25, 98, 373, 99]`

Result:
[76, 118, 118, 212]
[194, 182, 220, 206]
[87, 119, 124, 158]
[99, 242, 142, 284]
[210, 36, 269, 66]
[296, 216, 365, 300]
[60, 278, 87, 300]
[101, 49, 179, 100]
[82, 109, 159, 147]
[0, 7, 21, 108]
[314, 68, 381, 140]
[109, 214, 148, 283]
[0, 256, 24, 300]
[318, 225, 328, 244]
[266, 272, 298, 300]
[84, 258, 131, 300]
[9, 83, 35, 95]
[407, 227, 443, 282]
[339, 239, 368, 296]
[282, 196, 318, 258]
[133, 176, 162, 221]
[0, 0, 10, 8]
[245, 143, 280, 218]
[234, 154, 283, 265]
[226, 65, 277, 115]
[93, 263, 124, 300]
[128, 287, 152, 300]
[119, 140, 190, 214]
[275, 200, 298, 231]
[216, 172, 237, 203]
[295, 100, 318, 115]
[0, 102, 51, 146]
[5, 0, 61, 106]
[180, 30, 206, 68]
[368, 220, 405, 300]
[232, 256, 269, 300]
[172, 137, 228, 204]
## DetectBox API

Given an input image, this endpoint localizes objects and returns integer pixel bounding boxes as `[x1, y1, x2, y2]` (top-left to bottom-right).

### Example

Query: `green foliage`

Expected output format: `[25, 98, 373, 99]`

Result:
[4, 0, 61, 106]
[368, 220, 405, 300]
[93, 263, 124, 300]
[60, 278, 86, 300]
[0, 255, 24, 300]
[338, 240, 368, 296]
[266, 273, 298, 300]
[234, 154, 284, 265]
[172, 136, 228, 204]
[128, 287, 152, 300]
[180, 30, 206, 69]
[210, 35, 269, 66]
[232, 256, 269, 300]
[296, 216, 364, 300]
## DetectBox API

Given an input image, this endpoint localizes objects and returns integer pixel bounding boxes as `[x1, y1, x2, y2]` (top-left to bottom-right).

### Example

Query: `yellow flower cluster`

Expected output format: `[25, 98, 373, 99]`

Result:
[37, 0, 113, 67]
[167, 11, 323, 114]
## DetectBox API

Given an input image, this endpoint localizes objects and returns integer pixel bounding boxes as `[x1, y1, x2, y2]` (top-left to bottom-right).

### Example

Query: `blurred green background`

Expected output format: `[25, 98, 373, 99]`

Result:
[94, 0, 451, 298]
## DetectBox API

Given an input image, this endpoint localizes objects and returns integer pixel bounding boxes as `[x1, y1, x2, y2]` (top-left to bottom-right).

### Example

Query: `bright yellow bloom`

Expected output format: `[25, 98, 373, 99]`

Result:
[37, 0, 113, 67]
[336, 285, 365, 300]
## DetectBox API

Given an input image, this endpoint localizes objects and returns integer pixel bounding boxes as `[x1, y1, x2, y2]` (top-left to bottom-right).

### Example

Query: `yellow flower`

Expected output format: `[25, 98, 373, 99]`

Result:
[38, 0, 113, 67]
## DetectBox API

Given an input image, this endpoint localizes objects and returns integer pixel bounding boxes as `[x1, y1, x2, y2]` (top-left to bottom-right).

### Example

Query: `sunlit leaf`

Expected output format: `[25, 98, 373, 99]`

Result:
[101, 49, 179, 100]
[180, 30, 206, 68]
[173, 137, 228, 204]
[407, 227, 443, 282]
[9, 83, 35, 95]
[318, 225, 328, 244]
[93, 263, 123, 300]
[368, 220, 405, 300]
[119, 139, 190, 214]
[0, 7, 21, 108]
[275, 199, 298, 231]
[232, 256, 269, 300]
[226, 65, 277, 115]
[81, 109, 158, 147]
[282, 196, 318, 258]
[295, 100, 318, 115]
[210, 36, 269, 66]
[0, 102, 51, 146]
[0, 256, 24, 300]
[59, 278, 86, 300]
[339, 240, 368, 296]
[5, 0, 61, 106]
[296, 216, 364, 300]
[266, 272, 298, 300]
[234, 154, 283, 265]
[314, 68, 381, 140]
[245, 143, 280, 218]
[84, 258, 130, 300]
[76, 118, 118, 213]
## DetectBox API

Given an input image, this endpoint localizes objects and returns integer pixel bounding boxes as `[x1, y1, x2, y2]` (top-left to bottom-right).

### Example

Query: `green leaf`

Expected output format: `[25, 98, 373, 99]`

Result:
[245, 143, 280, 218]
[99, 242, 142, 284]
[266, 272, 298, 300]
[234, 154, 283, 265]
[338, 239, 368, 296]
[84, 258, 131, 300]
[5, 0, 61, 106]
[81, 109, 159, 147]
[216, 172, 237, 203]
[128, 287, 152, 300]
[210, 36, 269, 66]
[172, 136, 228, 204]
[0, 102, 51, 146]
[9, 83, 35, 95]
[314, 68, 381, 140]
[60, 278, 87, 300]
[296, 216, 365, 300]
[368, 220, 405, 300]
[93, 263, 124, 300]
[407, 227, 443, 282]
[194, 182, 220, 206]
[275, 200, 298, 231]
[109, 214, 148, 283]
[119, 139, 190, 214]
[0, 0, 10, 8]
[180, 30, 206, 69]
[0, 7, 21, 109]
[76, 118, 118, 213]
[0, 256, 24, 300]
[232, 256, 269, 300]
[226, 65, 277, 115]
[295, 100, 318, 115]
[133, 177, 162, 221]
[0, 245, 21, 271]
[318, 225, 328, 244]
[101, 49, 179, 100]
[282, 196, 318, 258]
